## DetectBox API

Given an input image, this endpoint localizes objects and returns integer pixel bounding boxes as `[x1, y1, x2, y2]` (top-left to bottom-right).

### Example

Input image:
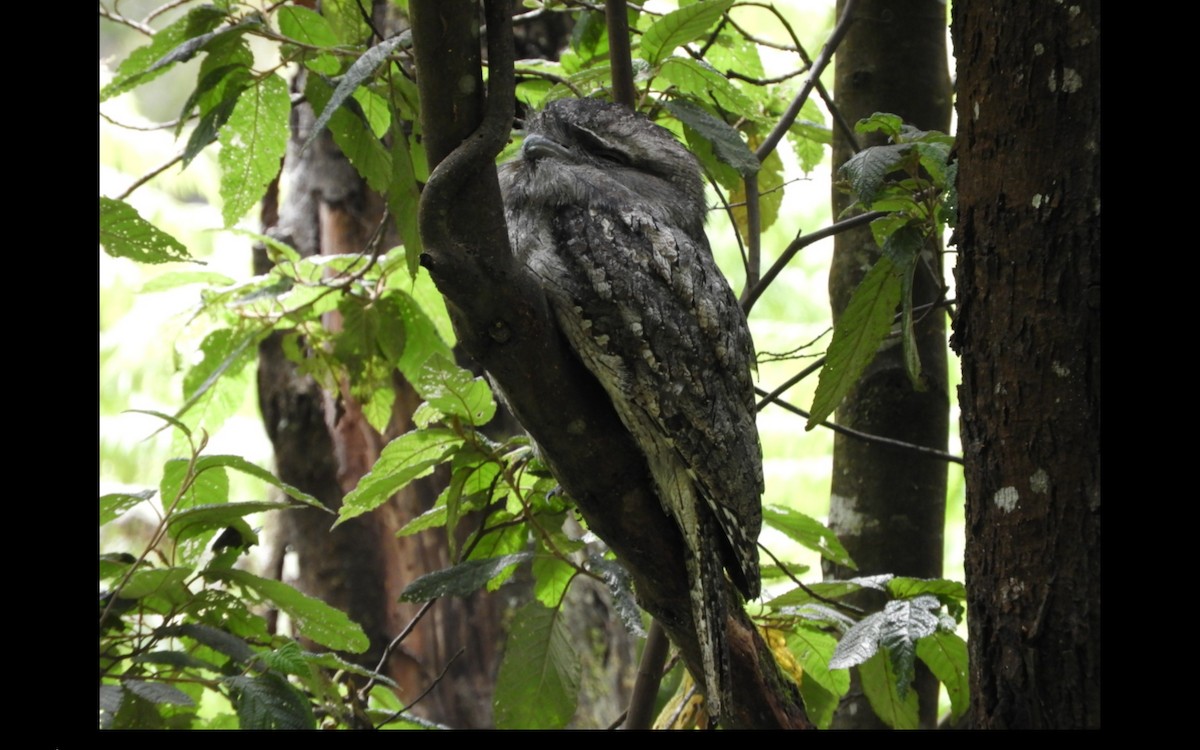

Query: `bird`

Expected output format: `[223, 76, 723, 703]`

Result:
[498, 97, 764, 719]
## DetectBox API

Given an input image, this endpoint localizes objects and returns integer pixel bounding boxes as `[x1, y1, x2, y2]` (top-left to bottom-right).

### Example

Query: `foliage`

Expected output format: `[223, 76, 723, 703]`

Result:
[100, 0, 963, 729]
[99, 418, 406, 729]
[808, 114, 956, 429]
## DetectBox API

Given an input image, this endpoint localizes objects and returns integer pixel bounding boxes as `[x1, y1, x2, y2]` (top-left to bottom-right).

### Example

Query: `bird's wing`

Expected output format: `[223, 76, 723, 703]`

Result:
[527, 201, 764, 598]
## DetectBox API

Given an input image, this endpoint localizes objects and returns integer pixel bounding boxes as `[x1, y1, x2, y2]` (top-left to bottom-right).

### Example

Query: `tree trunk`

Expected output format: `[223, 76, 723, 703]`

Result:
[825, 0, 951, 729]
[951, 0, 1101, 729]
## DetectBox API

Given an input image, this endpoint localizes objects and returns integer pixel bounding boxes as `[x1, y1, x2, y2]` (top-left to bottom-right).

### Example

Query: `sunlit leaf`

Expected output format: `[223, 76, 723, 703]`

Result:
[218, 75, 290, 226]
[100, 197, 191, 264]
[338, 428, 462, 525]
[762, 505, 855, 568]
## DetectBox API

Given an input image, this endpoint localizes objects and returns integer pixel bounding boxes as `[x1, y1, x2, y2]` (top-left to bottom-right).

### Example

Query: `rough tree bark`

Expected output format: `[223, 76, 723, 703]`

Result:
[951, 0, 1101, 729]
[825, 0, 951, 729]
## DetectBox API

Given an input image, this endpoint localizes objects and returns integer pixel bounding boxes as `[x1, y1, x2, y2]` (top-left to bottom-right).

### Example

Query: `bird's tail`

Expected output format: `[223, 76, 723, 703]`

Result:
[686, 508, 733, 721]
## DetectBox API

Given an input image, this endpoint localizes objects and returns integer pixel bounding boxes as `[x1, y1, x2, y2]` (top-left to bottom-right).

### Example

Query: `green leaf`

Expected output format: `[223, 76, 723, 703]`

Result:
[218, 74, 290, 226]
[388, 125, 424, 275]
[338, 428, 462, 525]
[160, 458, 230, 517]
[100, 197, 191, 264]
[261, 641, 309, 676]
[916, 631, 969, 721]
[352, 87, 391, 139]
[160, 623, 256, 663]
[122, 678, 195, 707]
[303, 651, 399, 687]
[305, 75, 392, 193]
[493, 602, 581, 729]
[659, 58, 759, 121]
[859, 649, 918, 729]
[277, 5, 339, 48]
[100, 6, 228, 101]
[797, 675, 838, 729]
[840, 143, 911, 207]
[213, 569, 369, 653]
[467, 520, 530, 589]
[141, 270, 236, 293]
[786, 624, 849, 697]
[141, 16, 259, 81]
[768, 575, 892, 611]
[305, 34, 408, 151]
[640, 0, 733, 67]
[878, 596, 941, 697]
[227, 673, 316, 730]
[881, 225, 926, 390]
[830, 595, 941, 704]
[855, 112, 905, 139]
[532, 551, 576, 608]
[182, 82, 246, 167]
[396, 503, 449, 537]
[413, 355, 497, 427]
[393, 270, 453, 355]
[132, 650, 219, 671]
[888, 576, 966, 603]
[704, 26, 764, 79]
[400, 553, 533, 602]
[194, 454, 326, 511]
[167, 501, 296, 545]
[808, 256, 902, 429]
[666, 98, 758, 176]
[100, 489, 155, 525]
[322, 0, 373, 44]
[179, 327, 259, 433]
[761, 505, 855, 568]
[119, 567, 193, 604]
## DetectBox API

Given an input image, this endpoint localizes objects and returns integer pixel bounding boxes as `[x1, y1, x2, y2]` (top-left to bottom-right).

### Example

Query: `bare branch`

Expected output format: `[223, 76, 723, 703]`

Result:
[742, 209, 885, 314]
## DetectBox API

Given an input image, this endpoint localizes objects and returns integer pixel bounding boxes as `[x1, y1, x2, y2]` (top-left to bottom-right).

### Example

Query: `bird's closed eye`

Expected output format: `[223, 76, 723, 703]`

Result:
[574, 127, 632, 166]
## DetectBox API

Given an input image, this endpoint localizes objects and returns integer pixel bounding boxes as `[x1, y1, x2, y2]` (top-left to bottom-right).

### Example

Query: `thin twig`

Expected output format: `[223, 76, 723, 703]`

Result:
[729, 4, 859, 150]
[113, 150, 186, 202]
[100, 109, 185, 132]
[99, 4, 153, 35]
[754, 0, 859, 163]
[742, 209, 885, 314]
[754, 386, 964, 464]
[754, 357, 825, 412]
[375, 648, 466, 728]
[758, 543, 866, 615]
[360, 599, 436, 698]
[726, 68, 808, 85]
[144, 0, 193, 24]
[514, 66, 585, 98]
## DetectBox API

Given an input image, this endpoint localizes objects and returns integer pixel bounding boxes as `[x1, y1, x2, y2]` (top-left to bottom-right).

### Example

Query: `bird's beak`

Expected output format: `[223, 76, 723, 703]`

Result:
[522, 133, 574, 163]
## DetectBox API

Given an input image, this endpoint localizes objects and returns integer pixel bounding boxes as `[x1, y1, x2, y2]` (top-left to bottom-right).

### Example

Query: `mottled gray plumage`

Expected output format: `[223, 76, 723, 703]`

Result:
[498, 98, 763, 718]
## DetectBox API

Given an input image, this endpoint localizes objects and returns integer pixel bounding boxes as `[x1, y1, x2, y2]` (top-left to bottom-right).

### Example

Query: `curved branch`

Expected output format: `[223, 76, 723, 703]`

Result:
[743, 209, 885, 314]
